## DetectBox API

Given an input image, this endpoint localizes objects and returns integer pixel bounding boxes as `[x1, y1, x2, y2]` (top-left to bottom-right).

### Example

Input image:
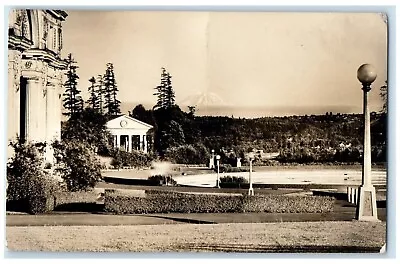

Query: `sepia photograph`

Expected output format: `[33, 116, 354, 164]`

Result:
[4, 7, 389, 254]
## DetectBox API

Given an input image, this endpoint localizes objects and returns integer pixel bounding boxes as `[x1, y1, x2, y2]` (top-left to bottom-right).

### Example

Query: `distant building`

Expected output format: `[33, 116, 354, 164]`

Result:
[106, 115, 154, 153]
[7, 9, 68, 161]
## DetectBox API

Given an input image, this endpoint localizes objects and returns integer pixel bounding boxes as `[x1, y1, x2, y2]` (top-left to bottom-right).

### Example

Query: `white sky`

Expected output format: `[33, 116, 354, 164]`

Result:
[62, 11, 387, 114]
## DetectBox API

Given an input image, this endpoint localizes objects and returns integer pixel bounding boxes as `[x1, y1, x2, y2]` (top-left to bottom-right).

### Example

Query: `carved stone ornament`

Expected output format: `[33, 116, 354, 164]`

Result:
[120, 120, 128, 127]
[25, 61, 32, 69]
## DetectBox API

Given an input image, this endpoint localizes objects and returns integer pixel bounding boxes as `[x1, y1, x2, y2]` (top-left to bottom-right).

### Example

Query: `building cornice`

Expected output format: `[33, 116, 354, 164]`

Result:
[22, 49, 68, 70]
[8, 33, 33, 52]
[45, 10, 68, 21]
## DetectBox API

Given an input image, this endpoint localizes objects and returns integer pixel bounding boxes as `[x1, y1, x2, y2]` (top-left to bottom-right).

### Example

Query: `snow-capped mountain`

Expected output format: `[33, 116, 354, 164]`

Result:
[179, 92, 227, 107]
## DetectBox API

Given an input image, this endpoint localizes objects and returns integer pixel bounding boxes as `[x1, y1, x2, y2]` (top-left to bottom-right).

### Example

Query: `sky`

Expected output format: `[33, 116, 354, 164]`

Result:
[62, 11, 388, 117]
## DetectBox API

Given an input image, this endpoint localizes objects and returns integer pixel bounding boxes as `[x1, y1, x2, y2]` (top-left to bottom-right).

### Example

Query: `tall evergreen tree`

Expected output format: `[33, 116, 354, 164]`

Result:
[96, 74, 104, 114]
[103, 63, 121, 116]
[86, 77, 98, 110]
[164, 72, 175, 108]
[63, 53, 81, 117]
[153, 67, 175, 110]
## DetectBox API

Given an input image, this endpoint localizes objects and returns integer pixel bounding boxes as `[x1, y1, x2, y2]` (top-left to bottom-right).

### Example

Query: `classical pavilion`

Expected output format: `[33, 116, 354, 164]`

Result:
[106, 115, 154, 153]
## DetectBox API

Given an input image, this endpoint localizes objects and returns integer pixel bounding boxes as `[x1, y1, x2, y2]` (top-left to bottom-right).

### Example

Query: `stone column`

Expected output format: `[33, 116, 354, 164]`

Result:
[44, 83, 57, 162]
[25, 76, 41, 141]
[116, 135, 120, 150]
[7, 50, 22, 150]
[128, 134, 132, 152]
[143, 135, 147, 153]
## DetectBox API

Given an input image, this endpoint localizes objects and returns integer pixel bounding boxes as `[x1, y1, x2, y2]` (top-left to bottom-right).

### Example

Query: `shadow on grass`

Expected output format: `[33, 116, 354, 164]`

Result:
[6, 200, 29, 213]
[54, 203, 104, 213]
[177, 243, 382, 253]
[140, 214, 216, 224]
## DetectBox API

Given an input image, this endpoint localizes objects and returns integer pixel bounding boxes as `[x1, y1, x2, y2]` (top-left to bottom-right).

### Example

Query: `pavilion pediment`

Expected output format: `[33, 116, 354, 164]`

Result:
[106, 115, 153, 130]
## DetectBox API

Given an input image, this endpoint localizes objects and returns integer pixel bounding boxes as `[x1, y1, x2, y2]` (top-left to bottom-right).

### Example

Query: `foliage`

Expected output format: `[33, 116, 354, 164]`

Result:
[130, 104, 157, 127]
[54, 190, 99, 205]
[219, 175, 248, 184]
[104, 189, 335, 214]
[6, 139, 61, 214]
[165, 143, 209, 164]
[147, 175, 177, 186]
[61, 107, 113, 155]
[63, 53, 82, 117]
[153, 67, 175, 110]
[86, 76, 98, 109]
[96, 74, 105, 114]
[110, 149, 154, 169]
[241, 195, 335, 213]
[147, 90, 386, 164]
[103, 62, 121, 116]
[52, 140, 102, 192]
[157, 120, 186, 153]
[380, 80, 387, 113]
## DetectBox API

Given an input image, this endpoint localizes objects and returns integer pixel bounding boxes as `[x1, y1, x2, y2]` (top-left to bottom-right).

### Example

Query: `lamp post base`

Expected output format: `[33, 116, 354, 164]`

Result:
[356, 185, 380, 221]
[216, 180, 220, 188]
[248, 188, 254, 196]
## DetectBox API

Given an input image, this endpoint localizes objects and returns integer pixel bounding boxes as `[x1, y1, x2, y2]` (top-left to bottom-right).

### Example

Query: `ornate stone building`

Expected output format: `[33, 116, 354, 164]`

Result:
[7, 9, 68, 161]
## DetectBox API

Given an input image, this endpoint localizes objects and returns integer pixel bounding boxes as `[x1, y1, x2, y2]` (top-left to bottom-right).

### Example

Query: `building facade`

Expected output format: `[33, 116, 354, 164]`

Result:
[7, 9, 68, 161]
[106, 115, 154, 153]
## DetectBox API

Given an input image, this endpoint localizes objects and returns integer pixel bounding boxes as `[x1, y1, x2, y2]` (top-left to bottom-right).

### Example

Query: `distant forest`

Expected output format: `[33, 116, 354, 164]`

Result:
[130, 104, 387, 165]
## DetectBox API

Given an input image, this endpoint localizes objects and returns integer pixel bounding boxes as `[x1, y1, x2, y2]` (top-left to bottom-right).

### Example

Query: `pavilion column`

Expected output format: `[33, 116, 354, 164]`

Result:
[116, 135, 120, 149]
[143, 135, 147, 153]
[128, 134, 132, 152]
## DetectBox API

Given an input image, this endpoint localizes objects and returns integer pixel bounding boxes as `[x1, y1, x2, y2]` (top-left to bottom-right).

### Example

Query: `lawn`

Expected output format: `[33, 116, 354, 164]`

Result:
[6, 221, 386, 252]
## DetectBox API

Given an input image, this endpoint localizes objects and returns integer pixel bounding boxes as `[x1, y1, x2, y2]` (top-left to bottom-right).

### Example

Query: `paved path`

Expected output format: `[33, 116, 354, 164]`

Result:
[174, 169, 387, 187]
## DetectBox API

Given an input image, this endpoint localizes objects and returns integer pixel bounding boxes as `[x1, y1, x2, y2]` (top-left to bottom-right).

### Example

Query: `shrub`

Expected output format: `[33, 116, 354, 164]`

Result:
[165, 144, 209, 164]
[147, 175, 177, 186]
[53, 140, 102, 192]
[219, 175, 248, 184]
[110, 149, 153, 169]
[214, 164, 250, 173]
[104, 190, 335, 214]
[7, 139, 61, 214]
[242, 195, 335, 213]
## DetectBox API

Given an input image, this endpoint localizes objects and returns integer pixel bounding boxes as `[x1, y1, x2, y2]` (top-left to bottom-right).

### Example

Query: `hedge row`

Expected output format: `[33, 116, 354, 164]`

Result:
[54, 190, 100, 206]
[104, 189, 335, 214]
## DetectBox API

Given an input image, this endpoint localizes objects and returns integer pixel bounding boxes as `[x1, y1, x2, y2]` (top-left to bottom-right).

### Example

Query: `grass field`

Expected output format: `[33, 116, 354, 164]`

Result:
[6, 221, 385, 252]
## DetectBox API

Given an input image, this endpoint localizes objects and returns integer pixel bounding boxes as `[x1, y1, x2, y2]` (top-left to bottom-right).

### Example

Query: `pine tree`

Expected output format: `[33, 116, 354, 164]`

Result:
[63, 53, 81, 117]
[103, 63, 121, 116]
[164, 71, 175, 108]
[86, 77, 98, 110]
[153, 67, 175, 110]
[96, 74, 104, 114]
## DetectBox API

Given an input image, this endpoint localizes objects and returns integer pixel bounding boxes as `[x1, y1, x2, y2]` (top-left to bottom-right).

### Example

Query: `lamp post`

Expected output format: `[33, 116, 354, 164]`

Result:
[356, 64, 379, 221]
[216, 155, 221, 188]
[248, 153, 254, 196]
[210, 149, 215, 169]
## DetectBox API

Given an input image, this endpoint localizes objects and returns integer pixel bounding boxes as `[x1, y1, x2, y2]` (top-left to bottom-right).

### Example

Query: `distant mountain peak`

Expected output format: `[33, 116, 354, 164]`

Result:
[179, 92, 227, 107]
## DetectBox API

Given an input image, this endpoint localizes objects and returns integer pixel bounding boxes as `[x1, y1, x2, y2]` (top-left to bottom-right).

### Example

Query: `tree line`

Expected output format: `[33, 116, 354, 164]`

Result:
[62, 60, 387, 165]
[63, 54, 121, 117]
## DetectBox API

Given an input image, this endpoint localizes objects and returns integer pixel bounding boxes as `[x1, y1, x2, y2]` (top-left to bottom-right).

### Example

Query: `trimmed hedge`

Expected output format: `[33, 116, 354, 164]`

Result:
[54, 190, 99, 206]
[104, 189, 335, 214]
